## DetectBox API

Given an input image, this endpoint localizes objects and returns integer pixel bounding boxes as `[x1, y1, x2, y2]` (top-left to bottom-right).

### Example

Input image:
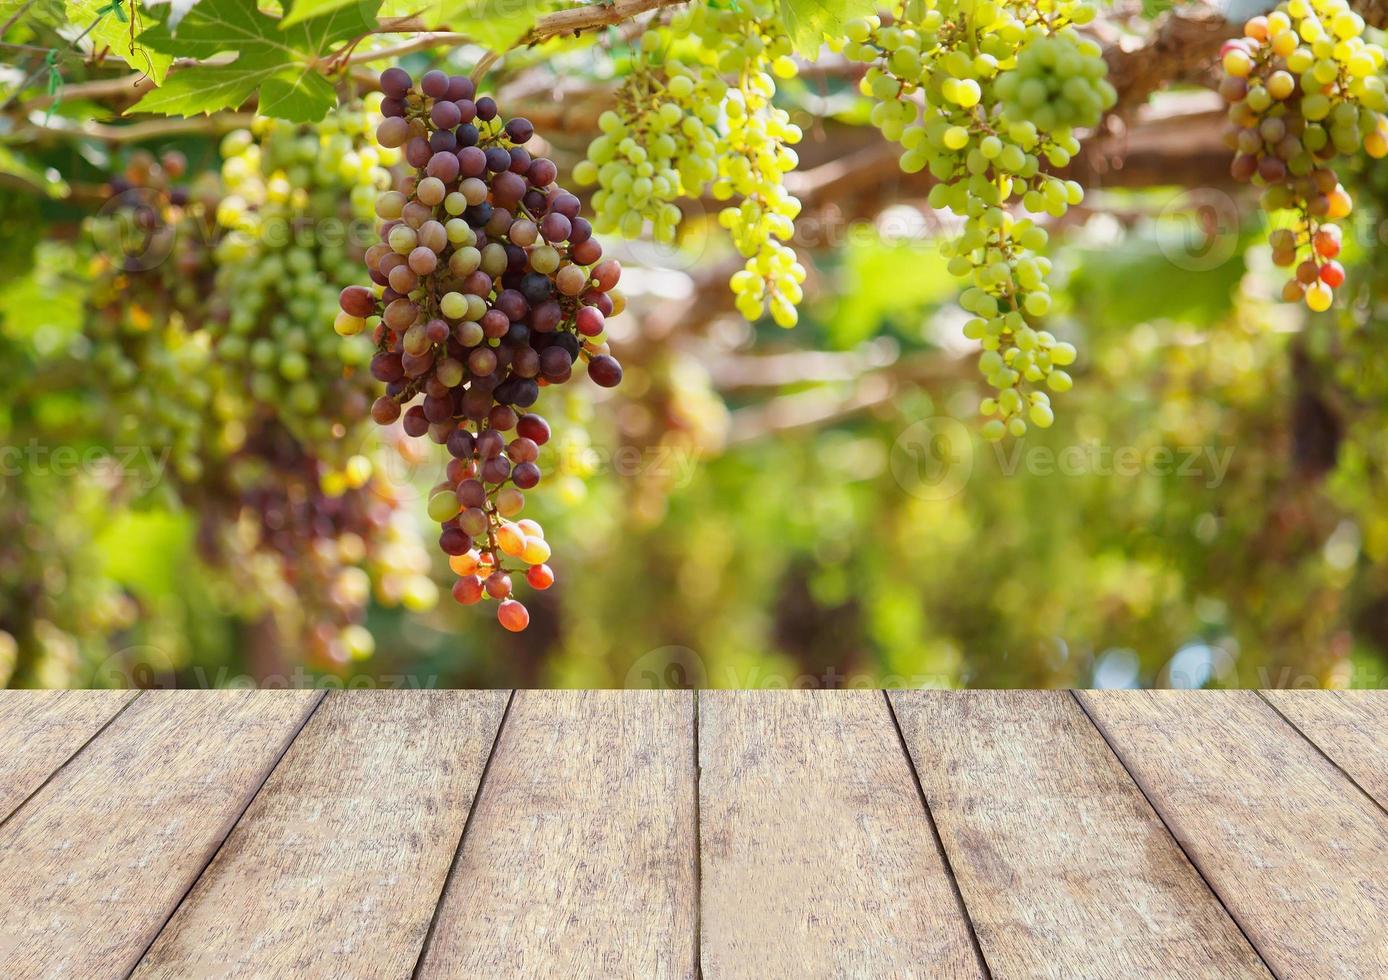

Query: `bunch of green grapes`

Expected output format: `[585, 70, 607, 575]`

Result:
[213, 100, 395, 474]
[575, 0, 806, 327]
[85, 151, 237, 486]
[1218, 0, 1387, 312]
[840, 0, 1110, 438]
[574, 39, 720, 242]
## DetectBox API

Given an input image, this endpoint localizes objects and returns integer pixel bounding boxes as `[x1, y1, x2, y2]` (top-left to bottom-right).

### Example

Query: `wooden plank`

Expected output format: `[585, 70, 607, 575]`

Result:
[131, 690, 509, 980]
[0, 690, 138, 823]
[1260, 690, 1388, 810]
[415, 690, 697, 979]
[699, 690, 984, 980]
[891, 690, 1270, 979]
[0, 689, 320, 978]
[1078, 690, 1388, 980]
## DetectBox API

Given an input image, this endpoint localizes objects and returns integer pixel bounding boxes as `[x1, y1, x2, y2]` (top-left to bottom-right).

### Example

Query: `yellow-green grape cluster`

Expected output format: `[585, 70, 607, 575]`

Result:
[1218, 0, 1387, 312]
[213, 100, 396, 475]
[994, 31, 1117, 133]
[574, 36, 721, 243]
[695, 1, 806, 327]
[575, 0, 806, 326]
[841, 0, 1107, 438]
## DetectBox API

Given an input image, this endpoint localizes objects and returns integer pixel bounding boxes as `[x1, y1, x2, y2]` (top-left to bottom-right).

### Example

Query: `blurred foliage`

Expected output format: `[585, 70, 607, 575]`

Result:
[2, 15, 1388, 690]
[5, 169, 1388, 689]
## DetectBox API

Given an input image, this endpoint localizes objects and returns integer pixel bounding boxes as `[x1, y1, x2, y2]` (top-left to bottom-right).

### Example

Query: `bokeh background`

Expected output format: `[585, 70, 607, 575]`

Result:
[3, 3, 1388, 690]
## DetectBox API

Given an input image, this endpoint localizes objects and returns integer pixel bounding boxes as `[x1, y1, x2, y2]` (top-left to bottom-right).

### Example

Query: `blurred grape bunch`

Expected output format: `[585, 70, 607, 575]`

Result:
[211, 99, 395, 474]
[86, 149, 232, 490]
[190, 420, 436, 665]
[77, 128, 437, 667]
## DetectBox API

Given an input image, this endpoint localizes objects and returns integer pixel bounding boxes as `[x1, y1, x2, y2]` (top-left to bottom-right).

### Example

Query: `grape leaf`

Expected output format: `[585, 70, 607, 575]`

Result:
[140, 0, 205, 30]
[434, 0, 557, 50]
[66, 0, 173, 84]
[778, 0, 867, 58]
[281, 0, 360, 28]
[130, 0, 380, 120]
[282, 0, 417, 27]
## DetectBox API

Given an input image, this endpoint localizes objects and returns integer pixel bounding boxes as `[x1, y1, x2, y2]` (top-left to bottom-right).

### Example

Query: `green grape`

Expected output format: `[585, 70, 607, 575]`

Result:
[212, 100, 394, 471]
[842, 0, 1105, 436]
[578, 0, 807, 326]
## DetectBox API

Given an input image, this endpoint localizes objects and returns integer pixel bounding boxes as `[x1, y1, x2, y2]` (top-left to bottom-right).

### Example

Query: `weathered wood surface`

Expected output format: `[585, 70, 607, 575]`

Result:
[0, 690, 320, 978]
[699, 690, 984, 979]
[1079, 690, 1388, 980]
[0, 688, 1383, 979]
[892, 690, 1272, 979]
[0, 690, 137, 823]
[415, 689, 699, 980]
[131, 690, 508, 980]
[1259, 690, 1388, 810]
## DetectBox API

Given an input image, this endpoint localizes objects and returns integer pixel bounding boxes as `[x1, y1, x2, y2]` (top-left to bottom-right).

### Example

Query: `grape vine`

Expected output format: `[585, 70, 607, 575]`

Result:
[359, 67, 627, 631]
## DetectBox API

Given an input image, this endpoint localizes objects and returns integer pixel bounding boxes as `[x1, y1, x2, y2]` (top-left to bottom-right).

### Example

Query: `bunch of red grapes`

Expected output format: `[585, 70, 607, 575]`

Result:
[343, 66, 626, 632]
[1216, 3, 1384, 311]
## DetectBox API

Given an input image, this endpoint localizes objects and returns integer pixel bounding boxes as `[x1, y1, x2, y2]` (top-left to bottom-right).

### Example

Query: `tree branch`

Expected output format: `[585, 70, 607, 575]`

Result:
[373, 0, 689, 45]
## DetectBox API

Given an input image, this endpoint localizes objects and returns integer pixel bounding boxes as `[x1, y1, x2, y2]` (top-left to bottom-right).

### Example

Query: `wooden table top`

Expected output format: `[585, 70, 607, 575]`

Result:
[0, 690, 1383, 978]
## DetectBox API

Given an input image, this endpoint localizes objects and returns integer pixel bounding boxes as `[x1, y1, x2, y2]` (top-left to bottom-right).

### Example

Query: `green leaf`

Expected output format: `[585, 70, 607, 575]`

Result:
[280, 0, 360, 28]
[258, 65, 339, 120]
[1, 0, 65, 31]
[132, 0, 380, 120]
[66, 0, 173, 83]
[778, 0, 868, 58]
[128, 58, 281, 116]
[434, 0, 555, 50]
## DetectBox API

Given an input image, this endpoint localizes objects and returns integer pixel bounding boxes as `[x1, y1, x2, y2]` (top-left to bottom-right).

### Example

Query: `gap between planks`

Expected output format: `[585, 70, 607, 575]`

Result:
[409, 688, 517, 980]
[1070, 691, 1282, 980]
[882, 690, 994, 980]
[122, 689, 329, 979]
[0, 690, 143, 833]
[1253, 690, 1388, 821]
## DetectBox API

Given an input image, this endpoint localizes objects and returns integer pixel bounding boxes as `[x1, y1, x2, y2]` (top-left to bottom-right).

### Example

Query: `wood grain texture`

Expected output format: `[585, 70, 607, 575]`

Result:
[1078, 690, 1388, 980]
[891, 690, 1270, 980]
[699, 690, 984, 980]
[131, 690, 509, 980]
[0, 689, 320, 979]
[1260, 690, 1388, 810]
[416, 690, 697, 980]
[0, 690, 137, 823]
